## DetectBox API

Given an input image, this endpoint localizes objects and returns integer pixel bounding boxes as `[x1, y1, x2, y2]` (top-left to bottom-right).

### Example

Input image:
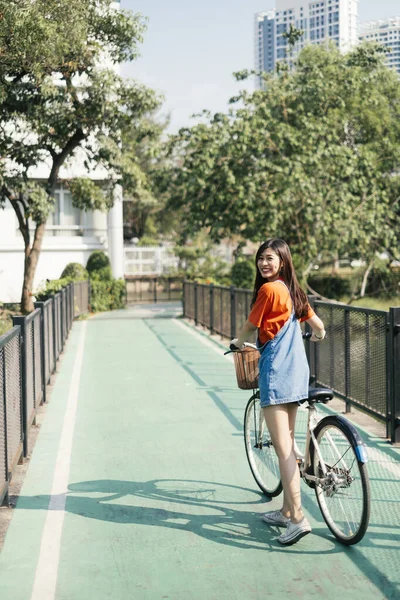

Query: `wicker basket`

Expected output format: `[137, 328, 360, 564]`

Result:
[233, 347, 260, 390]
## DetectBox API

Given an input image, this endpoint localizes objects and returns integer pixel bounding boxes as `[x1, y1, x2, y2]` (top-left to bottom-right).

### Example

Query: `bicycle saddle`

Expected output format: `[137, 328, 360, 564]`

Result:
[308, 387, 334, 403]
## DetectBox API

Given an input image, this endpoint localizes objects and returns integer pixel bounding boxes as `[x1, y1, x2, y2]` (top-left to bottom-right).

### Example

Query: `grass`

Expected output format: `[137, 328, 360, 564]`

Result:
[0, 318, 13, 336]
[339, 296, 400, 311]
[0, 306, 20, 337]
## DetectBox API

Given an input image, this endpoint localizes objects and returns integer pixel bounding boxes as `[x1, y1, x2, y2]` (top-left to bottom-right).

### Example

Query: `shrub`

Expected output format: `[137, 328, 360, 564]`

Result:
[137, 235, 159, 247]
[367, 266, 400, 298]
[307, 275, 355, 300]
[89, 279, 126, 312]
[35, 278, 71, 301]
[231, 258, 255, 290]
[60, 262, 88, 281]
[86, 250, 110, 275]
[89, 266, 113, 282]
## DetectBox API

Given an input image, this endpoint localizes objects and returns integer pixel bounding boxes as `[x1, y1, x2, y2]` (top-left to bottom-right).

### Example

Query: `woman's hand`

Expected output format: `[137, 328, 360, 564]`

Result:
[230, 338, 243, 350]
[311, 330, 326, 342]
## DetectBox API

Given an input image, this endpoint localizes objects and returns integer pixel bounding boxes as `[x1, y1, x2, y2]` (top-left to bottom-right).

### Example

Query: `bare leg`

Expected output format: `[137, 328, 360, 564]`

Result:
[263, 403, 304, 524]
[282, 403, 299, 516]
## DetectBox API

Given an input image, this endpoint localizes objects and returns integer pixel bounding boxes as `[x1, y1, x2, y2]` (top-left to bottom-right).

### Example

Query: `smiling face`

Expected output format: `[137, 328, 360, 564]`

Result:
[257, 248, 282, 282]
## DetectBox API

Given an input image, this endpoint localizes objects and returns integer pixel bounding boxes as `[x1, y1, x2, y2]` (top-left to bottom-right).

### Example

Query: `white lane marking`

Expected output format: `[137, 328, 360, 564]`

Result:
[173, 319, 400, 478]
[30, 322, 87, 600]
[172, 318, 233, 363]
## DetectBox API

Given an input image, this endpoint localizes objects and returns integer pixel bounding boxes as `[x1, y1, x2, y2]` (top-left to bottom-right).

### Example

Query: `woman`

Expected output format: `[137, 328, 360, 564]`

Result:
[231, 239, 325, 546]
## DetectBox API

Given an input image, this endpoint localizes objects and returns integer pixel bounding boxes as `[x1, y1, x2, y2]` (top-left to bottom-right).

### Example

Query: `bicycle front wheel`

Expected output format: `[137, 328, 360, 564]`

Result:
[244, 394, 282, 497]
[311, 415, 370, 545]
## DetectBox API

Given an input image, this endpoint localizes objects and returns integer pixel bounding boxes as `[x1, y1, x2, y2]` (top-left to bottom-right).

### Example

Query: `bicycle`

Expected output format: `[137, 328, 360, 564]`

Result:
[226, 335, 371, 546]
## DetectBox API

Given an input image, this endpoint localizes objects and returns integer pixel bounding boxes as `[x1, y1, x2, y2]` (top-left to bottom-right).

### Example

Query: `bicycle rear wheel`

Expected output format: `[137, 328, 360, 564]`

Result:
[311, 415, 370, 545]
[244, 394, 282, 497]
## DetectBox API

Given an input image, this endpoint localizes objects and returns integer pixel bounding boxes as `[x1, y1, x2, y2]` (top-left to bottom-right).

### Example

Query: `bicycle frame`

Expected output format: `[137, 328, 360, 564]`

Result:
[298, 403, 354, 488]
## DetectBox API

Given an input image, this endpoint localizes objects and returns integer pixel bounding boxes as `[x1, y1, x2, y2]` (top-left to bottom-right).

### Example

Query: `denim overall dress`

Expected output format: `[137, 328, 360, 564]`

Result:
[257, 282, 310, 408]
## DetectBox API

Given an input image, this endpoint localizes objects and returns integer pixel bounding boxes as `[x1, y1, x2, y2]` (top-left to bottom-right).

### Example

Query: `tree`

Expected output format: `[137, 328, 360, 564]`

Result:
[0, 0, 160, 311]
[162, 43, 400, 283]
[121, 116, 169, 241]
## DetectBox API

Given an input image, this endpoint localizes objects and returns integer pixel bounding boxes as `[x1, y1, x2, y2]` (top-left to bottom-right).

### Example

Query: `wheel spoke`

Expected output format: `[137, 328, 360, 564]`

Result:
[244, 396, 282, 497]
[313, 419, 370, 544]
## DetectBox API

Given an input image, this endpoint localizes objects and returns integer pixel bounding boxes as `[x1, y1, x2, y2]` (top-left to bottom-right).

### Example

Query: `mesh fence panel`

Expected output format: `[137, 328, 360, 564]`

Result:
[0, 347, 7, 502]
[4, 332, 22, 472]
[234, 290, 252, 337]
[73, 281, 89, 317]
[197, 285, 211, 328]
[184, 282, 195, 320]
[25, 319, 35, 425]
[45, 300, 55, 378]
[33, 312, 43, 406]
[213, 287, 231, 338]
[314, 302, 388, 419]
[61, 289, 67, 347]
[54, 294, 62, 360]
[349, 311, 387, 416]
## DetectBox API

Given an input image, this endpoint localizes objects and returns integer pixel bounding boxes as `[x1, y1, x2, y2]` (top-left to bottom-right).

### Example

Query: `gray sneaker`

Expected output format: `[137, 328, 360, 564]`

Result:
[277, 517, 311, 545]
[261, 510, 290, 527]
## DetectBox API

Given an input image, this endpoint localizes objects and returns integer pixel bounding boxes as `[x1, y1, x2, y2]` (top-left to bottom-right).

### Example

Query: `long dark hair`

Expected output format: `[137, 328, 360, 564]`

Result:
[251, 239, 309, 320]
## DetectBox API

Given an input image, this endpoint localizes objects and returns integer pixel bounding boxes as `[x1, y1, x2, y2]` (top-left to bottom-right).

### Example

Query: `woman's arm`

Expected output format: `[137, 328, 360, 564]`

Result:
[305, 314, 326, 341]
[231, 319, 258, 348]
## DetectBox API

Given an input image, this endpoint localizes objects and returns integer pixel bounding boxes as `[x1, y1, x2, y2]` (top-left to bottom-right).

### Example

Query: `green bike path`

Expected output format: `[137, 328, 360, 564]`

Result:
[0, 304, 399, 600]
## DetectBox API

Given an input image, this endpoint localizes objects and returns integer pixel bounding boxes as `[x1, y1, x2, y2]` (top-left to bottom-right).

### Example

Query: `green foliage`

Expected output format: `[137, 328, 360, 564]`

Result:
[85, 250, 125, 311]
[86, 251, 110, 275]
[68, 179, 113, 212]
[173, 241, 230, 285]
[35, 278, 71, 301]
[60, 262, 88, 281]
[89, 279, 126, 312]
[308, 275, 355, 300]
[137, 236, 160, 247]
[367, 265, 400, 298]
[309, 264, 399, 300]
[121, 116, 170, 240]
[231, 258, 255, 290]
[89, 266, 113, 282]
[162, 42, 400, 281]
[0, 0, 161, 312]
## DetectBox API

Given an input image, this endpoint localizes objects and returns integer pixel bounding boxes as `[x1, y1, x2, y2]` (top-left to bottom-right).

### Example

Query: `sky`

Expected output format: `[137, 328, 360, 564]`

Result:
[121, 1, 400, 133]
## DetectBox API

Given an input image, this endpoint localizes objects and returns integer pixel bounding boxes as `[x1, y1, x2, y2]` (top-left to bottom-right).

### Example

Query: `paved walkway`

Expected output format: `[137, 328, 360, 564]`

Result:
[0, 303, 399, 600]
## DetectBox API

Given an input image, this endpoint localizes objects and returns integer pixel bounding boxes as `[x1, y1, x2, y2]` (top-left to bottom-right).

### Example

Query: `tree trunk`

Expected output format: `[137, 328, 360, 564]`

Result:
[360, 260, 374, 298]
[21, 222, 46, 313]
[331, 253, 339, 275]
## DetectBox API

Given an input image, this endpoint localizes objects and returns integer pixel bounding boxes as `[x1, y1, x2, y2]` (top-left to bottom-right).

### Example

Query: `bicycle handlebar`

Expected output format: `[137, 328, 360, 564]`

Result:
[225, 332, 312, 355]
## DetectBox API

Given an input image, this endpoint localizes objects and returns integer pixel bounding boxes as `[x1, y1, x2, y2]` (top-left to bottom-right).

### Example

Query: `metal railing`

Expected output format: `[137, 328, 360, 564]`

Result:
[183, 281, 400, 443]
[0, 280, 90, 505]
[0, 327, 23, 506]
[124, 246, 179, 276]
[126, 276, 183, 304]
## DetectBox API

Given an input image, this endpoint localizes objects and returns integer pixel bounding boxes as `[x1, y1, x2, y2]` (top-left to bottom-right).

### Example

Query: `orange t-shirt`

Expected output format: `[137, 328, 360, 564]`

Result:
[248, 279, 315, 345]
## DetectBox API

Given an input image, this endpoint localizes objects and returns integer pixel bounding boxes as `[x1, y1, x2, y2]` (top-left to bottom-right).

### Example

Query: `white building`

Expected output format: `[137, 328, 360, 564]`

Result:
[359, 17, 400, 75]
[255, 0, 359, 85]
[0, 1, 124, 304]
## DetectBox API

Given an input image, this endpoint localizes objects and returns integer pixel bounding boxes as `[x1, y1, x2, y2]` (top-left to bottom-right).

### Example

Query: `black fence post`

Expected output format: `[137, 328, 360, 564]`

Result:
[34, 302, 47, 404]
[52, 296, 57, 367]
[1, 343, 9, 505]
[210, 284, 214, 334]
[344, 309, 351, 413]
[230, 286, 236, 340]
[194, 282, 198, 326]
[306, 295, 317, 383]
[388, 307, 400, 444]
[182, 281, 186, 317]
[12, 316, 28, 457]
